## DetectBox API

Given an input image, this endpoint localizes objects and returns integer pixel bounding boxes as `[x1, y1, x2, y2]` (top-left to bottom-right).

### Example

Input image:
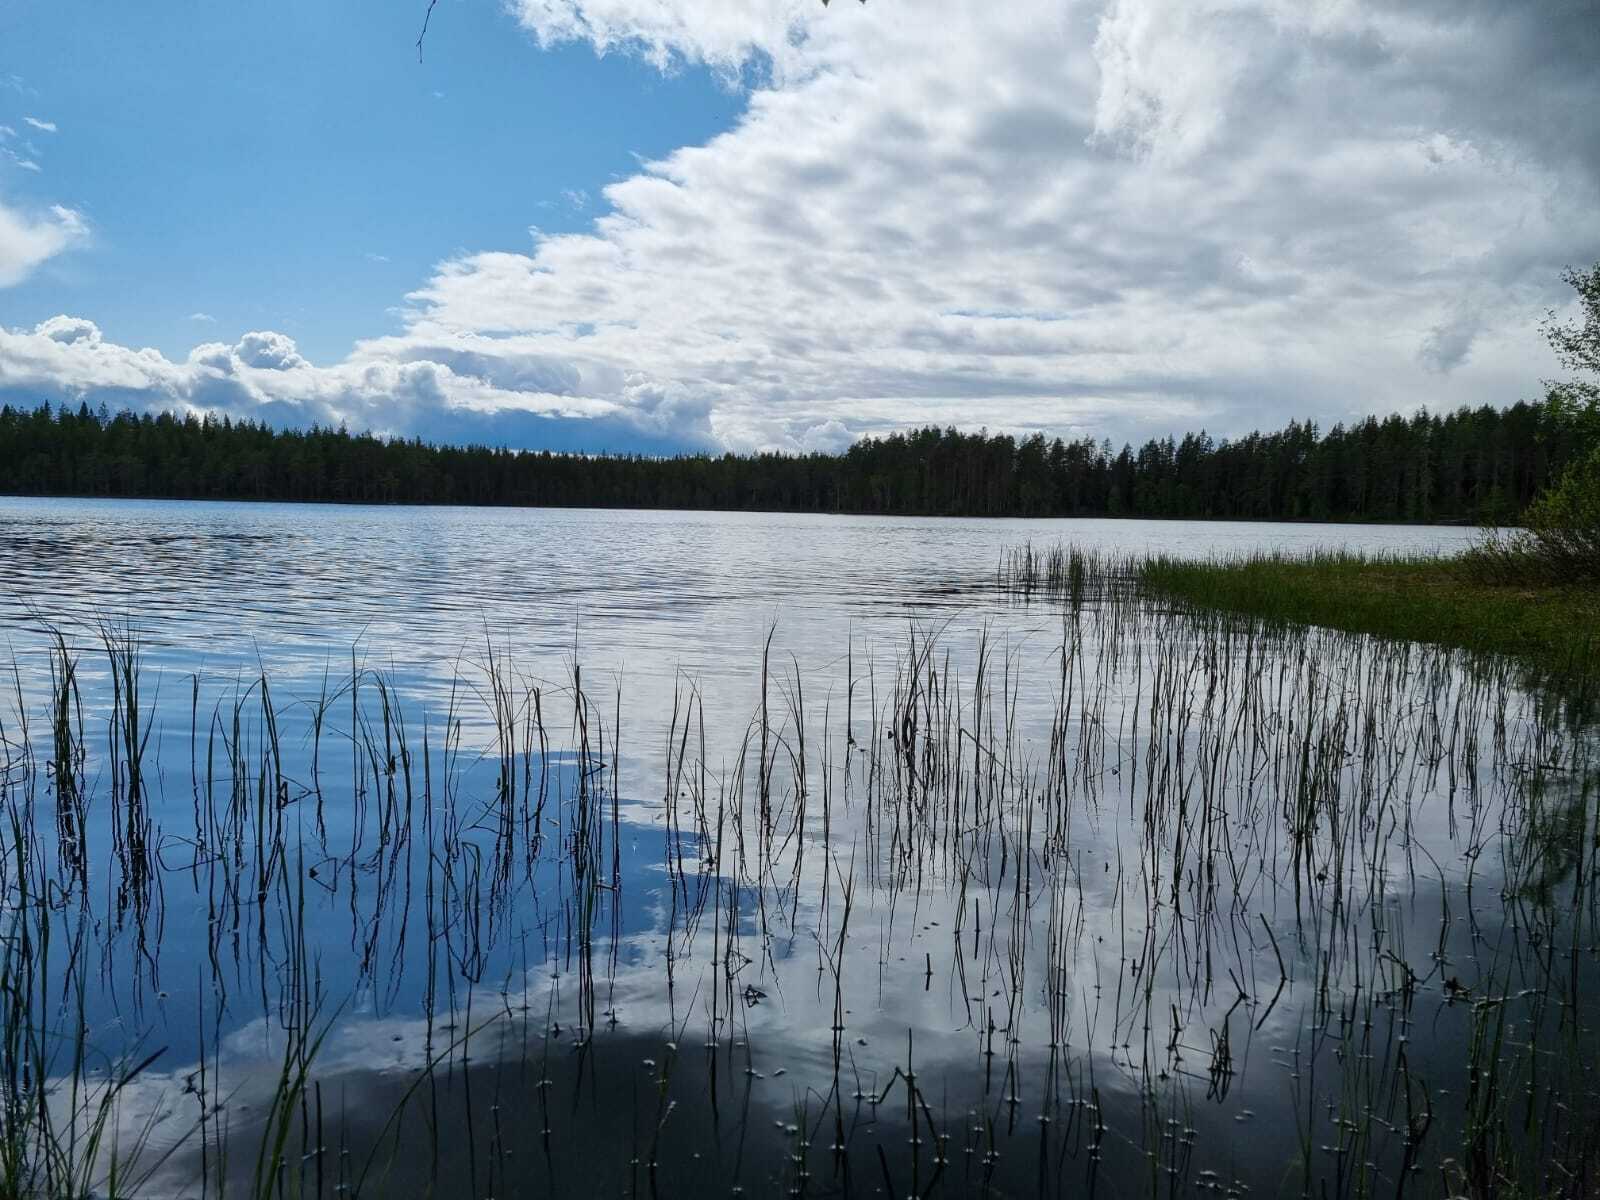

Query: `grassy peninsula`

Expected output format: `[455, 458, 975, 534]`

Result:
[1148, 267, 1600, 688]
[1141, 550, 1600, 685]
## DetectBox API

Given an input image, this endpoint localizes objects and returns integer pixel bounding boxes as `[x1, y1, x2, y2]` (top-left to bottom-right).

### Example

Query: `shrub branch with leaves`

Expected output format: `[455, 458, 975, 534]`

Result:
[1468, 264, 1600, 584]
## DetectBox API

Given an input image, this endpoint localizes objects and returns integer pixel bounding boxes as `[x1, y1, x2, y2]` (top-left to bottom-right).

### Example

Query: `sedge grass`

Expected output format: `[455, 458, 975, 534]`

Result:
[1, 580, 1596, 1197]
[1136, 549, 1600, 689]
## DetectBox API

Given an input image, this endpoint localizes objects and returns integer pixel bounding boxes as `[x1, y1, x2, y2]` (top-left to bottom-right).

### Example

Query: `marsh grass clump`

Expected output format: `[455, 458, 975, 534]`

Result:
[996, 541, 1137, 610]
[1123, 546, 1600, 691]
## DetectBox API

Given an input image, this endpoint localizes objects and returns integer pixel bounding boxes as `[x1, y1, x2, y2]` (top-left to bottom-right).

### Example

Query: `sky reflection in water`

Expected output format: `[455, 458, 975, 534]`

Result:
[1, 497, 1593, 1199]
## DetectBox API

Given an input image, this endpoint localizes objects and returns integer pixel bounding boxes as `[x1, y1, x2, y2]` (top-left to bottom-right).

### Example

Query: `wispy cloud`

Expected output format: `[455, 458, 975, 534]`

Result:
[188, 312, 216, 323]
[22, 117, 57, 134]
[364, 252, 391, 264]
[0, 202, 87, 287]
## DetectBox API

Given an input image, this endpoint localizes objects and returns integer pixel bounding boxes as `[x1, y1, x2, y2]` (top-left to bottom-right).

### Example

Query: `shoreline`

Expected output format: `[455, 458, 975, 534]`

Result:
[1140, 550, 1600, 689]
[0, 488, 1512, 529]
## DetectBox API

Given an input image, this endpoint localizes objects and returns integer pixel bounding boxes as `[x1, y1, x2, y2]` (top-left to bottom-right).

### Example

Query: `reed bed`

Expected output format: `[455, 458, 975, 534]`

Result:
[0, 556, 1595, 1198]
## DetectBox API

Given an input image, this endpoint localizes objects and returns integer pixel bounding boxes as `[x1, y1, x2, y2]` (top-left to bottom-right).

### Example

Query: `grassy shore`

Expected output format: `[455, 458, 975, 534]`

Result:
[1140, 550, 1600, 688]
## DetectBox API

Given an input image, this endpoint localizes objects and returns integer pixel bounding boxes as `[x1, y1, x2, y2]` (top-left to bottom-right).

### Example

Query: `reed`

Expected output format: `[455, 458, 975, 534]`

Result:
[0, 562, 1593, 1197]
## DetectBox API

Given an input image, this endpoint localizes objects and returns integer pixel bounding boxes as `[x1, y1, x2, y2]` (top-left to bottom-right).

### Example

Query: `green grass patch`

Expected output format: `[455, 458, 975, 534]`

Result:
[1140, 550, 1600, 687]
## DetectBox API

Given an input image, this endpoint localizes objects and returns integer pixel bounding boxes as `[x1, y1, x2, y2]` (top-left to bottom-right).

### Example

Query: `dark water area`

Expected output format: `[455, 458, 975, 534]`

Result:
[0, 498, 1593, 1199]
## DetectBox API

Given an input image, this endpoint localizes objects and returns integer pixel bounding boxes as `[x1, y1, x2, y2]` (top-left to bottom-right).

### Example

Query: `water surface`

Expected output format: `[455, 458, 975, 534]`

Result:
[1, 498, 1591, 1200]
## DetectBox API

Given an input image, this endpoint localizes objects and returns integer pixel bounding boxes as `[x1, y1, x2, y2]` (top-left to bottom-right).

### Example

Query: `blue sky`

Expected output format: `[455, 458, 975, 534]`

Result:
[1, 1, 1597, 454]
[0, 1, 740, 365]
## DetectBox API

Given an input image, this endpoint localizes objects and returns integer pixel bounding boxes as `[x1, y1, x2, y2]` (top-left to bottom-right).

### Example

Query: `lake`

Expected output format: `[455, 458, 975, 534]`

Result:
[0, 496, 1592, 1199]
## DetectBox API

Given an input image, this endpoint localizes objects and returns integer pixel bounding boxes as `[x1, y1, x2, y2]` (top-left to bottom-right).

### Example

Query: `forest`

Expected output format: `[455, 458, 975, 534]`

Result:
[0, 397, 1588, 523]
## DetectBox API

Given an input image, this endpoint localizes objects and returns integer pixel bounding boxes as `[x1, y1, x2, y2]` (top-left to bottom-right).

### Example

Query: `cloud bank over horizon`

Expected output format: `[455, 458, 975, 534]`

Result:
[2, 0, 1598, 453]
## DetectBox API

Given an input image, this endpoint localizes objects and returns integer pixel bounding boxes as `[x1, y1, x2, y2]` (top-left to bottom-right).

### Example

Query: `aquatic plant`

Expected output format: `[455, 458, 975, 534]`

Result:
[0, 560, 1594, 1197]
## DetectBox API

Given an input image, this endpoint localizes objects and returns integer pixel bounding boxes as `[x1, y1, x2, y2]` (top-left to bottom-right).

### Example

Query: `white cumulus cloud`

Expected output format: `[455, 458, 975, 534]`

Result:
[380, 0, 1598, 448]
[0, 318, 715, 452]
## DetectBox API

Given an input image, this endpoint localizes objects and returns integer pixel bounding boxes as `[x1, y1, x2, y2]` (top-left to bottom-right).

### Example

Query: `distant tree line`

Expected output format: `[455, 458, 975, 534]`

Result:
[0, 398, 1589, 523]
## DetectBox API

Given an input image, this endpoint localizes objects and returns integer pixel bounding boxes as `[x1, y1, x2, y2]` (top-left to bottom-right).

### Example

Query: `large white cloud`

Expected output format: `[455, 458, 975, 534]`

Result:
[3, 0, 1598, 451]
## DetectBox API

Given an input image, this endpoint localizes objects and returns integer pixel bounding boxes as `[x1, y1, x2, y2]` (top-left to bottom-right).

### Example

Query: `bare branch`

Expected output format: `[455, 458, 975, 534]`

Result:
[416, 0, 440, 64]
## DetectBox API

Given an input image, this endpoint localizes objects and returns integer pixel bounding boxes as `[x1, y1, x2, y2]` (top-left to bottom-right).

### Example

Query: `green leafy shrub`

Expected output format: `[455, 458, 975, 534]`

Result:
[1521, 443, 1600, 578]
[1464, 263, 1600, 586]
[1465, 443, 1600, 584]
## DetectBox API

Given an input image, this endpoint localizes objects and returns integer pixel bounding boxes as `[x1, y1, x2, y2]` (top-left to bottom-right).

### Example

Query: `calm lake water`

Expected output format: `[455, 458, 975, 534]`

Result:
[0, 495, 1480, 680]
[1, 497, 1592, 1199]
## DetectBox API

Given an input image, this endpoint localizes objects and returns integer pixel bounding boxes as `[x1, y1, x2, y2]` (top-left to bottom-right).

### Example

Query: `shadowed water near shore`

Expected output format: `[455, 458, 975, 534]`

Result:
[1, 502, 1594, 1198]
